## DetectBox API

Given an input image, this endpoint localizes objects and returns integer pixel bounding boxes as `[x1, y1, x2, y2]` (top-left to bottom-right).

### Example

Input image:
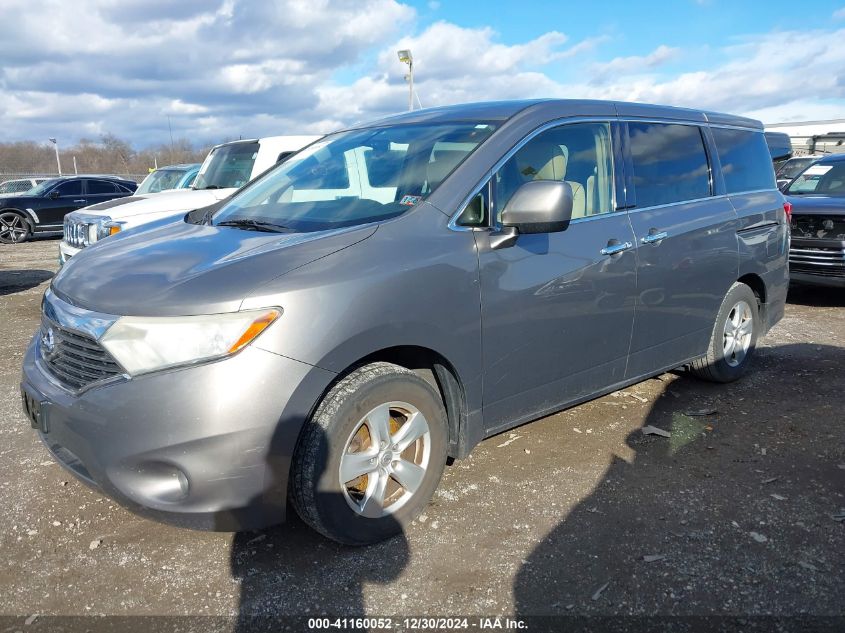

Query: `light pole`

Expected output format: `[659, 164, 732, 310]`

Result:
[397, 49, 414, 111]
[48, 138, 62, 175]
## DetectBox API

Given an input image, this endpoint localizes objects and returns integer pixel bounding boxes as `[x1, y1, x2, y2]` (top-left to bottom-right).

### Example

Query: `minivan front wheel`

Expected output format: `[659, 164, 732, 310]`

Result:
[690, 282, 760, 383]
[291, 362, 448, 545]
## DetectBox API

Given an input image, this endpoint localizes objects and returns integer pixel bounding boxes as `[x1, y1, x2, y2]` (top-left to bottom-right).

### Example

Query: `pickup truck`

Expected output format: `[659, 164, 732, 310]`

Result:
[60, 135, 320, 262]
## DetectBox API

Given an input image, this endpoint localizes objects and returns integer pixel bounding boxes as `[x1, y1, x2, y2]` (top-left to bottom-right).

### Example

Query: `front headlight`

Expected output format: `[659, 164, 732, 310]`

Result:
[100, 309, 281, 376]
[96, 217, 124, 240]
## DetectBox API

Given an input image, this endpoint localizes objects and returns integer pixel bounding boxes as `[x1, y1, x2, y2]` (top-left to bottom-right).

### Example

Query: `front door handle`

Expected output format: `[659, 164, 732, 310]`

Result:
[73, 199, 87, 204]
[641, 230, 669, 244]
[600, 241, 633, 256]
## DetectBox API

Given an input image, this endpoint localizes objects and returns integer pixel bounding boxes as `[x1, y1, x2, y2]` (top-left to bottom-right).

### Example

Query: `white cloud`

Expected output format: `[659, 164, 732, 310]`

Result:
[834, 6, 845, 19]
[0, 1, 843, 147]
[589, 45, 680, 83]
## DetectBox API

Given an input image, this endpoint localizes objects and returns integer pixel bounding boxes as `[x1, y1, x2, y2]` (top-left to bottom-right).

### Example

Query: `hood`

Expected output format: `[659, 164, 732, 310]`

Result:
[786, 194, 845, 216]
[72, 188, 235, 219]
[81, 195, 150, 212]
[51, 219, 378, 316]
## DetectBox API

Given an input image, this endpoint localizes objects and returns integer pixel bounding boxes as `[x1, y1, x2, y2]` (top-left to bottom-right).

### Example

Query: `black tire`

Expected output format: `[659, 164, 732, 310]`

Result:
[0, 210, 32, 244]
[690, 282, 760, 383]
[290, 362, 448, 545]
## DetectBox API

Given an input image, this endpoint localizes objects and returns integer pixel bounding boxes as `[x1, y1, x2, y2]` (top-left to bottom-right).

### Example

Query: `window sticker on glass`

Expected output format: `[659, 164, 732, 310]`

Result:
[805, 165, 833, 176]
[399, 194, 422, 206]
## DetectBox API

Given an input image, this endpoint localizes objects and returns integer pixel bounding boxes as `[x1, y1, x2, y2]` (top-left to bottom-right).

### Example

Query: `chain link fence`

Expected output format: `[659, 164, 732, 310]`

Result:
[0, 172, 148, 184]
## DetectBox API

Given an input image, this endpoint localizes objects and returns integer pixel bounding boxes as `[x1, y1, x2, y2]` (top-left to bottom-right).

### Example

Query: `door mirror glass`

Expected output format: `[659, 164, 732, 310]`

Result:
[501, 180, 573, 234]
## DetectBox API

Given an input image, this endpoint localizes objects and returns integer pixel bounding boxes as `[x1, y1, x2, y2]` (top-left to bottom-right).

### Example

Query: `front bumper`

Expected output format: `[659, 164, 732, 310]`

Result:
[788, 237, 845, 288]
[21, 335, 335, 531]
[59, 241, 81, 264]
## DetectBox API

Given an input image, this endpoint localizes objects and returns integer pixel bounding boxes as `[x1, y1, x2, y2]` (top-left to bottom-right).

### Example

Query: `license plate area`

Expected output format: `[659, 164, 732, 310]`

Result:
[21, 385, 50, 433]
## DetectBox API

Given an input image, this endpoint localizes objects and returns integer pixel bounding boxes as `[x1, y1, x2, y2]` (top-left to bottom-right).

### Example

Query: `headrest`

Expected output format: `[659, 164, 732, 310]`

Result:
[514, 142, 567, 181]
[426, 150, 468, 190]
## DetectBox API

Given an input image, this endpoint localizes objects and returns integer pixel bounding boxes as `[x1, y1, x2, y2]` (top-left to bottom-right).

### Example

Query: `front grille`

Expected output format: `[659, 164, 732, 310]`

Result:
[39, 318, 123, 390]
[789, 245, 845, 277]
[63, 219, 96, 248]
[791, 214, 845, 240]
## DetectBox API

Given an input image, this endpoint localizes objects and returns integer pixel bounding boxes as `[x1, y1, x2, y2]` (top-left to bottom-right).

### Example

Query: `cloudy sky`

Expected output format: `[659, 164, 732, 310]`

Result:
[1, 0, 844, 147]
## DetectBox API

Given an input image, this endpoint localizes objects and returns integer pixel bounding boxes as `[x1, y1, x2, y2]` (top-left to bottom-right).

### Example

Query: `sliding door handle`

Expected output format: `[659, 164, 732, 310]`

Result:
[641, 231, 669, 244]
[600, 241, 633, 256]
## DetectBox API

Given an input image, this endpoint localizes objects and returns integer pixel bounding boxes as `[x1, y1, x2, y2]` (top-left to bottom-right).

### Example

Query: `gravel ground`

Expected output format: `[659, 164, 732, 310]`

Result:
[0, 238, 843, 624]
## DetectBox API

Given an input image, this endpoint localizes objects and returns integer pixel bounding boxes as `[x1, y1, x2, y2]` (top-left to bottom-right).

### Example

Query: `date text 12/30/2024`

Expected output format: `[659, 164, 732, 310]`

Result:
[307, 617, 528, 630]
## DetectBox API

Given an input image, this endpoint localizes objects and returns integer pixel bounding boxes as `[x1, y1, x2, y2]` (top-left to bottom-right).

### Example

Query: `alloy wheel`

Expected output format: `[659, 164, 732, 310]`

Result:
[0, 212, 29, 243]
[722, 300, 753, 367]
[339, 401, 431, 518]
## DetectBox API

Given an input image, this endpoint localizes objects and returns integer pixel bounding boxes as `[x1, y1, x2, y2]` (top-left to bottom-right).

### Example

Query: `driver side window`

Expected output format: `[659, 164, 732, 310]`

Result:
[493, 122, 614, 223]
[53, 180, 82, 197]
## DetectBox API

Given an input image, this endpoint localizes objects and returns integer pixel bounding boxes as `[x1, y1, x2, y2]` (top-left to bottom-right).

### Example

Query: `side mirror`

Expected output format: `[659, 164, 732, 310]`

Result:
[502, 180, 573, 234]
[49, 190, 60, 199]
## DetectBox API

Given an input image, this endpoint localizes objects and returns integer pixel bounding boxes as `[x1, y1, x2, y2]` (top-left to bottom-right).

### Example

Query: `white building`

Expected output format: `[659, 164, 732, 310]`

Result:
[764, 119, 845, 155]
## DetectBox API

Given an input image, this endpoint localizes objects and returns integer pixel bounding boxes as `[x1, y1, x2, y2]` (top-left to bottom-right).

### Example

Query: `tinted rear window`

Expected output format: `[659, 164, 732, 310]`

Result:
[87, 180, 118, 194]
[711, 128, 776, 194]
[628, 122, 711, 208]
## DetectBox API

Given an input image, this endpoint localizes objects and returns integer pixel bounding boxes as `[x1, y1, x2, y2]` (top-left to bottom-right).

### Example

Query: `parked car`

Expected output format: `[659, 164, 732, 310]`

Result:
[134, 163, 200, 195]
[776, 155, 821, 190]
[0, 177, 49, 196]
[783, 153, 845, 287]
[0, 175, 136, 244]
[59, 136, 320, 262]
[766, 131, 792, 162]
[22, 100, 788, 544]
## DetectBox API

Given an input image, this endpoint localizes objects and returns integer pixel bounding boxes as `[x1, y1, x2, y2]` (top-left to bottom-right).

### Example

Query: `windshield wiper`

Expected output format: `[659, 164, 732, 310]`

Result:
[215, 219, 292, 233]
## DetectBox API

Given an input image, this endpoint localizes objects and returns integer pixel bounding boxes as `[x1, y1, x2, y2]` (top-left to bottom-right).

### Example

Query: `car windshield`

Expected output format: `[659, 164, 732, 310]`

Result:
[136, 169, 188, 195]
[778, 157, 818, 180]
[786, 161, 845, 196]
[26, 179, 61, 196]
[192, 142, 260, 190]
[210, 122, 497, 233]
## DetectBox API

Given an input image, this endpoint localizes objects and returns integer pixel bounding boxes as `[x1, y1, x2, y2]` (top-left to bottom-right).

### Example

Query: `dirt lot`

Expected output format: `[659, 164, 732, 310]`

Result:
[1, 238, 843, 626]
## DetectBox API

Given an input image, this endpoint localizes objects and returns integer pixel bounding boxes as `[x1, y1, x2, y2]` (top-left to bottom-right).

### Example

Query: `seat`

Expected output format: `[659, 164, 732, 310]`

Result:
[512, 142, 586, 218]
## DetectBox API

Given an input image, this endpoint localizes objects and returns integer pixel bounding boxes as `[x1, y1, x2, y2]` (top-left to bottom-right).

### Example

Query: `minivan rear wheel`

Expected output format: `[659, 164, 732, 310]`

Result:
[690, 282, 759, 383]
[290, 362, 448, 545]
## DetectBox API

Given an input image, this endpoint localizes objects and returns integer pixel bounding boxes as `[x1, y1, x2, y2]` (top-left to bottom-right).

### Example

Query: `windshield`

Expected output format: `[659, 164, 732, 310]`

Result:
[26, 179, 61, 197]
[210, 122, 497, 233]
[193, 141, 260, 190]
[136, 169, 189, 195]
[778, 157, 818, 180]
[786, 161, 845, 196]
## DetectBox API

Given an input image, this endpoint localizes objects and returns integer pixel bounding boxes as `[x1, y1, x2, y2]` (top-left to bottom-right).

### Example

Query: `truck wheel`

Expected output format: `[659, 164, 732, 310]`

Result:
[290, 362, 448, 545]
[690, 282, 760, 383]
[0, 211, 32, 244]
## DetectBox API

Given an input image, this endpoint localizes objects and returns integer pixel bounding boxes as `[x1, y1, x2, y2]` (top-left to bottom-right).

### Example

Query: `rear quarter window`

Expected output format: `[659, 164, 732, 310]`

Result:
[711, 128, 776, 194]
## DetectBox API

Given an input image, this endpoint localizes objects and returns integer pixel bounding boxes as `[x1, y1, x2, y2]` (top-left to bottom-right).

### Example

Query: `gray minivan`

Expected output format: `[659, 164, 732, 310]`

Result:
[21, 100, 789, 544]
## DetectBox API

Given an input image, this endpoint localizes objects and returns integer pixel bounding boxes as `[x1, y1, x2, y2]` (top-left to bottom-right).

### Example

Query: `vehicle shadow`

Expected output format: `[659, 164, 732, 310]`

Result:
[513, 343, 845, 622]
[786, 284, 845, 308]
[0, 269, 53, 296]
[230, 425, 410, 630]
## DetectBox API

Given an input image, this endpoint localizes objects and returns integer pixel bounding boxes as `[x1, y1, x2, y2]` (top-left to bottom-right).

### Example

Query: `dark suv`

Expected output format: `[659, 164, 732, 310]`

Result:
[0, 176, 136, 244]
[784, 153, 845, 287]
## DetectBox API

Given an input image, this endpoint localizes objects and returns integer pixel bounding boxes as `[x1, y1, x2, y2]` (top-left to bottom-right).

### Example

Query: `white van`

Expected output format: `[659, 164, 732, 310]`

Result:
[60, 135, 320, 262]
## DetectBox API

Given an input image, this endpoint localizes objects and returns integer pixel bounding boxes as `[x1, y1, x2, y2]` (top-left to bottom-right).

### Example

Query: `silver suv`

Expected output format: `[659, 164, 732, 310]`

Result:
[21, 100, 789, 544]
